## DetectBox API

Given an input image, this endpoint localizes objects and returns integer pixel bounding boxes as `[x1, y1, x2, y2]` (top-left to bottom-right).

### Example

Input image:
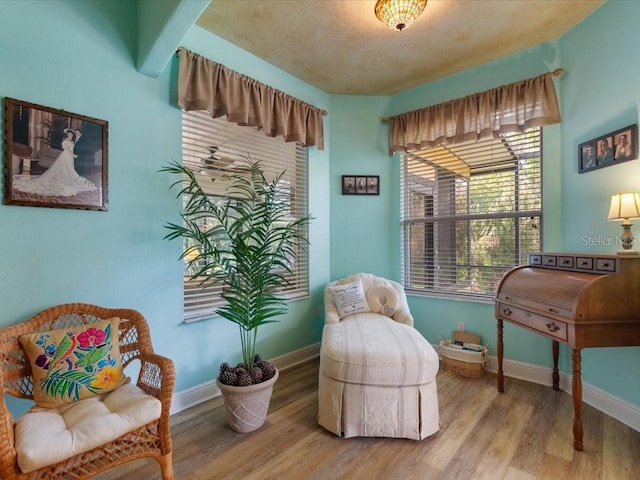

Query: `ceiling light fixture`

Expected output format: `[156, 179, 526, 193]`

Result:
[374, 0, 427, 32]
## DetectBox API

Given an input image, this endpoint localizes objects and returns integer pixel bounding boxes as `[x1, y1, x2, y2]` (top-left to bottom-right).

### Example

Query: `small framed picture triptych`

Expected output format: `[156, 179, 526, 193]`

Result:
[578, 124, 637, 174]
[341, 175, 379, 195]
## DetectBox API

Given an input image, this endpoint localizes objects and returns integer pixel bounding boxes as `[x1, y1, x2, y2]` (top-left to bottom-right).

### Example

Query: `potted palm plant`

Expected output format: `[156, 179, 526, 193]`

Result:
[162, 159, 312, 432]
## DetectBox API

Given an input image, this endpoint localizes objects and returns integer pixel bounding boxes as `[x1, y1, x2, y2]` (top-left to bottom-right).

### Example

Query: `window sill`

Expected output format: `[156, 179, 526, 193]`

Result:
[404, 289, 495, 305]
[183, 291, 310, 324]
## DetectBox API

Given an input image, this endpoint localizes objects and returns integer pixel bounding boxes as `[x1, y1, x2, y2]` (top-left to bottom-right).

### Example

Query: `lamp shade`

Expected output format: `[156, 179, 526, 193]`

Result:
[374, 0, 427, 31]
[608, 192, 640, 220]
[184, 247, 200, 262]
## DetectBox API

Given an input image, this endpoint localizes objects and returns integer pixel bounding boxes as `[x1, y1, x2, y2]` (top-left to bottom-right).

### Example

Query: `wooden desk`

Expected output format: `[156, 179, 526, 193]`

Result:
[495, 253, 640, 451]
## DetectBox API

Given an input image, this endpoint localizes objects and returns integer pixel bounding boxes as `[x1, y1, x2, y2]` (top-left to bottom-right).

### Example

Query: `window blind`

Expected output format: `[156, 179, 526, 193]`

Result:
[181, 111, 310, 321]
[400, 128, 542, 299]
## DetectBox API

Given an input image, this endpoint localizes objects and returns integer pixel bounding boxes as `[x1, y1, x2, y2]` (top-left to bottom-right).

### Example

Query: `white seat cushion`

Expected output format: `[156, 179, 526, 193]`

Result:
[15, 382, 162, 473]
[321, 313, 439, 387]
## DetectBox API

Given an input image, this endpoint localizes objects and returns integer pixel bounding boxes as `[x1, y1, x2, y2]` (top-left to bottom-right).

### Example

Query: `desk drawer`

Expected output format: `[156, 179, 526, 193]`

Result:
[497, 303, 568, 342]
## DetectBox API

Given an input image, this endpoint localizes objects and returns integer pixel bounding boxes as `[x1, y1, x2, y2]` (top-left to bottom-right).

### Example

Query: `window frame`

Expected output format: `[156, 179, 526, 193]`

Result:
[181, 112, 310, 322]
[400, 128, 543, 302]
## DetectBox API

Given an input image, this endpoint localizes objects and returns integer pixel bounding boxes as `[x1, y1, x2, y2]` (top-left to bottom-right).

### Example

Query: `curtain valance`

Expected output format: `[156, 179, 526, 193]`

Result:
[177, 48, 326, 150]
[387, 71, 562, 155]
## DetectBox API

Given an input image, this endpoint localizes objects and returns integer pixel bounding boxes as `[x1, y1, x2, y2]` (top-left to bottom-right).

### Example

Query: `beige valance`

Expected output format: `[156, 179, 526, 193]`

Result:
[177, 48, 326, 150]
[387, 71, 562, 155]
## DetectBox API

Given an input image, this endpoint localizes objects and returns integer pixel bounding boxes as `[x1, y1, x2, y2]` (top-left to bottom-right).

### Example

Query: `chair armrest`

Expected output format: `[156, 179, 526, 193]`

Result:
[323, 286, 341, 324]
[393, 308, 414, 327]
[136, 352, 175, 408]
[132, 352, 174, 456]
[0, 391, 18, 477]
[325, 309, 341, 324]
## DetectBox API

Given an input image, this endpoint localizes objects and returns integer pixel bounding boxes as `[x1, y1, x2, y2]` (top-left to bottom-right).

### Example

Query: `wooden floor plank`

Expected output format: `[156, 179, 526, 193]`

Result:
[602, 415, 638, 480]
[437, 395, 512, 480]
[568, 402, 603, 480]
[471, 402, 535, 480]
[504, 466, 537, 480]
[421, 384, 499, 471]
[536, 453, 574, 480]
[510, 386, 563, 476]
[91, 358, 640, 480]
[544, 392, 576, 462]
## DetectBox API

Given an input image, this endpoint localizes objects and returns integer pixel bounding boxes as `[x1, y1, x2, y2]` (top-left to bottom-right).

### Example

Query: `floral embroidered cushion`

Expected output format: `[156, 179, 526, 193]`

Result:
[19, 317, 127, 408]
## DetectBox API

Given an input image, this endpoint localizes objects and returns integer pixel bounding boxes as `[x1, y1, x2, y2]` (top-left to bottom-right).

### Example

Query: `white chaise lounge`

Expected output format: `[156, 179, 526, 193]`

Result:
[318, 273, 440, 440]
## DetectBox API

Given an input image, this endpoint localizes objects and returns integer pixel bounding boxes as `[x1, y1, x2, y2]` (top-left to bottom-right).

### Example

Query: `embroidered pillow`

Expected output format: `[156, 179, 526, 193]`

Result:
[366, 285, 400, 317]
[19, 317, 126, 408]
[329, 280, 370, 319]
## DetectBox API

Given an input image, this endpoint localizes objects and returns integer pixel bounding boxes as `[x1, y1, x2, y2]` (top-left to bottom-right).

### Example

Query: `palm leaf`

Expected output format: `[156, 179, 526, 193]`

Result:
[40, 369, 94, 402]
[164, 158, 313, 369]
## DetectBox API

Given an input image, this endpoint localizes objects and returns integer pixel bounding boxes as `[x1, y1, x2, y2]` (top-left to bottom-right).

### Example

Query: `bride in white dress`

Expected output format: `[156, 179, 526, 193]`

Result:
[13, 129, 97, 197]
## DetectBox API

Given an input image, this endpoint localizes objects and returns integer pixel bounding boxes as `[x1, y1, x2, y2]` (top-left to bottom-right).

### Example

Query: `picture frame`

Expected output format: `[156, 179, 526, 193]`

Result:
[342, 175, 380, 195]
[3, 97, 108, 210]
[578, 124, 637, 174]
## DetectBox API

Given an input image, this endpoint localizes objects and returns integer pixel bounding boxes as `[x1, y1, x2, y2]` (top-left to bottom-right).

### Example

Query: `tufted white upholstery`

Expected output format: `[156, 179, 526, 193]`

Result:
[15, 383, 161, 473]
[318, 273, 440, 440]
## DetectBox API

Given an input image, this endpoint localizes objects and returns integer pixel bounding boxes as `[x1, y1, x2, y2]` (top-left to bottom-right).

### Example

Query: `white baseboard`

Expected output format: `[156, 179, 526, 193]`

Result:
[172, 344, 639, 432]
[170, 377, 219, 415]
[270, 342, 320, 372]
[170, 343, 321, 415]
[485, 355, 640, 432]
[485, 355, 557, 387]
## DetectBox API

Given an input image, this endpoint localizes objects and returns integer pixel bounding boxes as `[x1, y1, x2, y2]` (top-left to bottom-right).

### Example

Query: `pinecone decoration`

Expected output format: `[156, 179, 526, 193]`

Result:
[236, 362, 247, 370]
[251, 366, 264, 384]
[218, 369, 237, 386]
[236, 370, 253, 386]
[260, 360, 276, 380]
[219, 362, 231, 374]
[253, 354, 262, 364]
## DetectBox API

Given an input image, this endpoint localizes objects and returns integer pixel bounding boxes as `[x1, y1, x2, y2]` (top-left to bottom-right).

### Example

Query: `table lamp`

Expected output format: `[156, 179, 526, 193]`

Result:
[608, 192, 640, 254]
[183, 247, 200, 274]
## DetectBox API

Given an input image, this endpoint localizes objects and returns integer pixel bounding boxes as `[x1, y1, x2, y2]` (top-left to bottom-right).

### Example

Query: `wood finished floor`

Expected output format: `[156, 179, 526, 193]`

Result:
[93, 359, 640, 480]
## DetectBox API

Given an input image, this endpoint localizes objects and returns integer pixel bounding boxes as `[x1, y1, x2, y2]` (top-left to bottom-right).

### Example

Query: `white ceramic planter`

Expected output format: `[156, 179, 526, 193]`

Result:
[215, 368, 279, 433]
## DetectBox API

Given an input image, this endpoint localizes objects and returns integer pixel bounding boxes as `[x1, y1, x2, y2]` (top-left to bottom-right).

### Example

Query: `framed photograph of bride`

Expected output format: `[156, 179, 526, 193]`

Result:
[3, 97, 108, 211]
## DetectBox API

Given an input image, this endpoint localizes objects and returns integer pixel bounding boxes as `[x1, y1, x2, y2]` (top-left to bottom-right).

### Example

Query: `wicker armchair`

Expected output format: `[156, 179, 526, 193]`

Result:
[0, 303, 175, 480]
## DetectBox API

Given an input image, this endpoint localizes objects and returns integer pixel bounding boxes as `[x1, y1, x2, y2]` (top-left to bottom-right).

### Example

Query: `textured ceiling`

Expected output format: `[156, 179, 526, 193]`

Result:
[196, 0, 603, 95]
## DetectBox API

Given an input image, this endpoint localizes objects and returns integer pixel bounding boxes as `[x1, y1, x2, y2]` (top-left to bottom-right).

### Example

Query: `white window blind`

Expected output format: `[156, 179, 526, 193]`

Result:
[181, 111, 310, 322]
[401, 128, 542, 300]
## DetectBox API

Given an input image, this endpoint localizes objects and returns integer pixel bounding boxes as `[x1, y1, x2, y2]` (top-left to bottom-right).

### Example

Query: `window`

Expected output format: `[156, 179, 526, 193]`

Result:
[400, 128, 542, 300]
[181, 111, 310, 321]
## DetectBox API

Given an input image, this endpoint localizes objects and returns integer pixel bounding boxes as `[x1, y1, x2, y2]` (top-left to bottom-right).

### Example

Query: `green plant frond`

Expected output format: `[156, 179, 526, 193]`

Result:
[216, 305, 248, 327]
[163, 222, 186, 241]
[163, 158, 313, 364]
[40, 369, 94, 401]
[158, 160, 187, 176]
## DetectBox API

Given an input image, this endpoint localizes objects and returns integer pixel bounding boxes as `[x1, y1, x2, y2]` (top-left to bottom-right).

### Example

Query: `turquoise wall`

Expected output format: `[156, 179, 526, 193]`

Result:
[0, 0, 331, 401]
[557, 0, 640, 403]
[328, 94, 397, 280]
[1, 0, 638, 412]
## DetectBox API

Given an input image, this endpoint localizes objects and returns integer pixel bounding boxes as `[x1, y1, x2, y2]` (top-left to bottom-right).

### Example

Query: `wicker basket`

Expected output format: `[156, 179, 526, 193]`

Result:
[439, 339, 488, 378]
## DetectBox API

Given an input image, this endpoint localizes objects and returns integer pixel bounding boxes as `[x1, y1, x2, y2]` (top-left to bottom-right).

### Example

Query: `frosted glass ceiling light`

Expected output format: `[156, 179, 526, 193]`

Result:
[374, 0, 428, 32]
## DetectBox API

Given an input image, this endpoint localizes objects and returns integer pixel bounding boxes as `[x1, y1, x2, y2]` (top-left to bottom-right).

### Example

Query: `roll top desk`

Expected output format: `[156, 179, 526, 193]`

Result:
[495, 253, 640, 451]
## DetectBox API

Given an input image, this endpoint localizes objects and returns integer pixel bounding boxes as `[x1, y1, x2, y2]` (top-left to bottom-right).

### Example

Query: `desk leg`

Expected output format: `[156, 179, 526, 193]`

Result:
[572, 348, 584, 451]
[552, 340, 559, 391]
[497, 319, 504, 393]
